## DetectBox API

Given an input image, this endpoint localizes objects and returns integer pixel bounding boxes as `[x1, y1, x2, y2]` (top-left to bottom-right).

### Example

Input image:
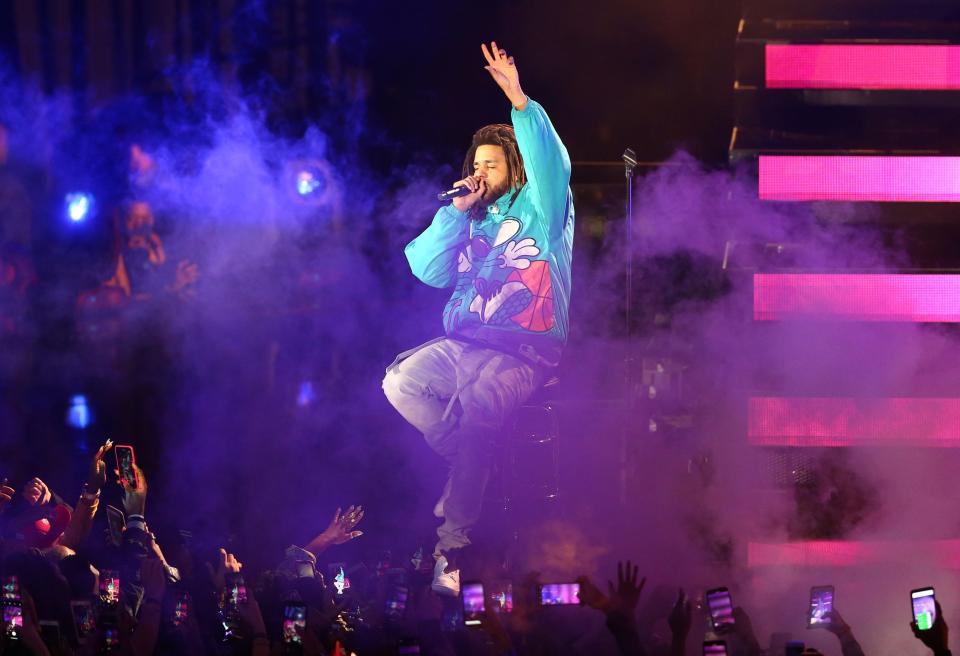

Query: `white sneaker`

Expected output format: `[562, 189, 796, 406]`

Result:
[431, 555, 460, 597]
[433, 478, 453, 518]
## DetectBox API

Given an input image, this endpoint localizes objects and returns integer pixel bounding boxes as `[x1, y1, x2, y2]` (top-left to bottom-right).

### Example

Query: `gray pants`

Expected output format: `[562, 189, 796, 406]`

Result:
[382, 338, 542, 558]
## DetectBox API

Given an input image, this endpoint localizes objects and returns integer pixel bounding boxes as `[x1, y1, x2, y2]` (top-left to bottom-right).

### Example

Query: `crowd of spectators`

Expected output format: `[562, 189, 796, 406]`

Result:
[0, 442, 953, 656]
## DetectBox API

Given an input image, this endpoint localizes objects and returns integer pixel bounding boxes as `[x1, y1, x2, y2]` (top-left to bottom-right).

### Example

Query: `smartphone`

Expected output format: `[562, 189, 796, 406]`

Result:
[99, 570, 120, 606]
[3, 603, 22, 641]
[114, 445, 138, 488]
[70, 600, 96, 644]
[226, 573, 248, 609]
[538, 583, 580, 606]
[105, 505, 126, 547]
[2, 576, 20, 603]
[912, 587, 937, 631]
[488, 580, 513, 614]
[703, 640, 729, 655]
[327, 563, 349, 595]
[282, 603, 307, 645]
[808, 585, 834, 628]
[172, 590, 190, 627]
[462, 581, 485, 627]
[706, 587, 735, 630]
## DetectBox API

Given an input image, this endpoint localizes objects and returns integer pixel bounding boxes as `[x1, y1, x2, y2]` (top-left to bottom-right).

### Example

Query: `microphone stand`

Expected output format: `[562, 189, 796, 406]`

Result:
[620, 147, 638, 505]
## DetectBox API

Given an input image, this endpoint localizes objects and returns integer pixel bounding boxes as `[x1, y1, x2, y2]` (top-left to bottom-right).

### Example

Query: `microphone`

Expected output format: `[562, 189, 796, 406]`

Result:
[437, 186, 473, 202]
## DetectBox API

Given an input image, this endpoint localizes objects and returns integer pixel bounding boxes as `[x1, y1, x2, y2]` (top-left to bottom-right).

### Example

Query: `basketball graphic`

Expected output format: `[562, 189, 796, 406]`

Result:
[507, 260, 554, 332]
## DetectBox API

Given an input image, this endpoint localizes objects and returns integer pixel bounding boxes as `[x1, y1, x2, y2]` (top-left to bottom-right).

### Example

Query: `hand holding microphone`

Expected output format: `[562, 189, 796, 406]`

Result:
[439, 175, 486, 212]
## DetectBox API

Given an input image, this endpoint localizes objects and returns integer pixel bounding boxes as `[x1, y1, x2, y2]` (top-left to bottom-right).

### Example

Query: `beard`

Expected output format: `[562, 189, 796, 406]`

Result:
[468, 179, 514, 221]
[483, 179, 511, 202]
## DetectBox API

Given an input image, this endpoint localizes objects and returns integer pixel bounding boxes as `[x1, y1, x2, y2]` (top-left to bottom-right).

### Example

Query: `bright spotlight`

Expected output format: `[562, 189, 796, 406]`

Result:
[65, 192, 95, 223]
[296, 170, 324, 197]
[286, 159, 334, 207]
[66, 394, 92, 429]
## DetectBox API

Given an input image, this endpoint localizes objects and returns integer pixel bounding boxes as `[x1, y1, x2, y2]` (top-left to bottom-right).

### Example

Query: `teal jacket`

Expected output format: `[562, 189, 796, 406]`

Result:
[405, 98, 574, 367]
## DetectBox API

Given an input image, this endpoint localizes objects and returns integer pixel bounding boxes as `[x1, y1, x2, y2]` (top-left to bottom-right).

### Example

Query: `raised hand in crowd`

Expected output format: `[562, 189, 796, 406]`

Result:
[0, 479, 13, 514]
[171, 259, 200, 296]
[579, 561, 647, 656]
[824, 609, 866, 656]
[59, 441, 114, 550]
[611, 561, 645, 615]
[912, 599, 950, 656]
[304, 504, 364, 556]
[22, 477, 52, 506]
[206, 547, 242, 594]
[84, 439, 113, 494]
[117, 463, 147, 517]
[668, 589, 692, 656]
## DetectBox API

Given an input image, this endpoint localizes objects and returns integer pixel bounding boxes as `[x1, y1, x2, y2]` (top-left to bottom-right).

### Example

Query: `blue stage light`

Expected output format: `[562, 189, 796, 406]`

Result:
[297, 380, 318, 407]
[287, 159, 334, 207]
[66, 394, 92, 429]
[295, 169, 325, 197]
[65, 192, 95, 223]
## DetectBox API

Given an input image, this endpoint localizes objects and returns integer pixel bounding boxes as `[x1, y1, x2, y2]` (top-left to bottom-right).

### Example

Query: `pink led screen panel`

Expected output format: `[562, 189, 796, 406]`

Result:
[748, 397, 960, 447]
[753, 274, 960, 322]
[759, 156, 960, 203]
[748, 540, 960, 569]
[765, 44, 960, 90]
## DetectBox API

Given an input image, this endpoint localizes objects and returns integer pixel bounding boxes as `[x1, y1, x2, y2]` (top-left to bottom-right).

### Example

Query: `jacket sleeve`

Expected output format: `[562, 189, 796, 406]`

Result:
[511, 98, 572, 232]
[404, 204, 470, 288]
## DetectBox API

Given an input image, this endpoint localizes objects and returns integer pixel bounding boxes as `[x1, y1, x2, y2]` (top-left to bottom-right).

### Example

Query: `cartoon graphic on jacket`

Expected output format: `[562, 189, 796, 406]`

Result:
[405, 98, 574, 367]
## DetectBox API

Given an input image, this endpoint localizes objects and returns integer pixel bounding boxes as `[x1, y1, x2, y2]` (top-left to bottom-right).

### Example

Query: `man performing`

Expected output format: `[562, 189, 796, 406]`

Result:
[382, 41, 574, 596]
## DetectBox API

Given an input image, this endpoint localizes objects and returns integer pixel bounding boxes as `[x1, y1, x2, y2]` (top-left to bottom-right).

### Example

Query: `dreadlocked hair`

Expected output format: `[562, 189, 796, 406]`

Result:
[461, 123, 526, 191]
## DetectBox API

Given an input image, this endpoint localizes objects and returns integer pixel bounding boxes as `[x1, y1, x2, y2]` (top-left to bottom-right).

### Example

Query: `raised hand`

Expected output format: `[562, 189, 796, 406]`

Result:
[86, 439, 113, 492]
[206, 547, 243, 594]
[117, 463, 147, 516]
[911, 600, 949, 654]
[481, 41, 527, 109]
[308, 505, 364, 554]
[22, 477, 51, 506]
[576, 575, 610, 612]
[0, 481, 14, 514]
[668, 589, 693, 641]
[606, 560, 645, 617]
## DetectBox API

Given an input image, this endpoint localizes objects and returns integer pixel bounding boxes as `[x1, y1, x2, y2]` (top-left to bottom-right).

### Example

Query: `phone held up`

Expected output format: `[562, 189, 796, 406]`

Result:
[114, 444, 139, 489]
[282, 602, 307, 651]
[2, 575, 22, 642]
[808, 585, 834, 628]
[461, 581, 485, 627]
[912, 587, 937, 631]
[538, 582, 580, 606]
[705, 587, 735, 631]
